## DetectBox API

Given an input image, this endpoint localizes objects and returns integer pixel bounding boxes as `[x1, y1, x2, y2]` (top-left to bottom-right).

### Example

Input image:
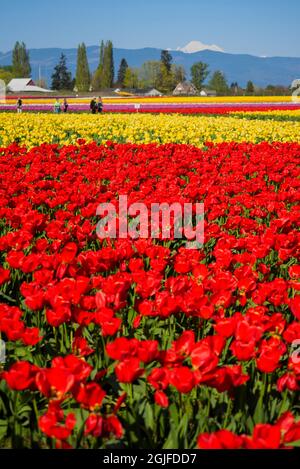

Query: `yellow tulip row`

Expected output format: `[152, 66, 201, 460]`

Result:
[3, 95, 296, 105]
[0, 113, 299, 149]
[98, 95, 296, 104]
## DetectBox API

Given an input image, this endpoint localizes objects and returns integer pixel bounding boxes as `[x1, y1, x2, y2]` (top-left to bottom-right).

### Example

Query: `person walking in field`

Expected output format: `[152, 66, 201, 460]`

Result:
[54, 99, 61, 114]
[90, 97, 97, 114]
[97, 96, 103, 113]
[63, 98, 69, 113]
[16, 97, 23, 113]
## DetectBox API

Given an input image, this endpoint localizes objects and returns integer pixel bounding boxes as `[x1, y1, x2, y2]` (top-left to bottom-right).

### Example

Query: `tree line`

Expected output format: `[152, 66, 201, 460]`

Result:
[0, 41, 292, 96]
[52, 44, 235, 95]
[0, 42, 31, 84]
[50, 41, 115, 92]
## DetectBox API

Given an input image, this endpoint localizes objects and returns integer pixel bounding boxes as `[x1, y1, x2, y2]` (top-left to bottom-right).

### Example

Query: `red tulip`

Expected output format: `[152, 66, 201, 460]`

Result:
[115, 358, 143, 383]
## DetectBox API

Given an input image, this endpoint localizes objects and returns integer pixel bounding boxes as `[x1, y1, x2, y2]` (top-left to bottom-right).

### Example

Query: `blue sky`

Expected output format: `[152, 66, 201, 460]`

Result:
[1, 0, 299, 57]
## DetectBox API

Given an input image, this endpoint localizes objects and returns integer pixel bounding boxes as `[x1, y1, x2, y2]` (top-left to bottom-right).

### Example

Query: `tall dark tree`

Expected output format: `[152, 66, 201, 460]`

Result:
[159, 50, 173, 92]
[117, 59, 128, 87]
[190, 62, 209, 90]
[246, 80, 254, 94]
[208, 70, 229, 95]
[99, 40, 105, 68]
[75, 43, 90, 92]
[160, 50, 172, 73]
[102, 40, 114, 88]
[92, 40, 105, 91]
[12, 41, 31, 77]
[51, 54, 72, 90]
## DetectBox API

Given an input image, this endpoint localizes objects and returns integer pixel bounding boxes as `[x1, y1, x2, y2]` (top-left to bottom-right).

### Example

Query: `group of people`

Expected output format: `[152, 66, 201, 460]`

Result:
[90, 97, 103, 114]
[53, 98, 69, 113]
[15, 96, 104, 114]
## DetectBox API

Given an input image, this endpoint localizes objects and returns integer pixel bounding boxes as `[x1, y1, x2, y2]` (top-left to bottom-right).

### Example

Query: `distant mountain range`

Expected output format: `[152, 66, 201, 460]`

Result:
[1, 42, 300, 88]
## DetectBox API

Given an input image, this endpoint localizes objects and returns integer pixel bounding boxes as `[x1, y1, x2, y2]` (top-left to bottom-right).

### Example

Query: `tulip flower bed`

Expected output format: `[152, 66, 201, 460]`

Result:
[0, 140, 300, 449]
[3, 95, 296, 104]
[1, 113, 300, 149]
[1, 103, 300, 114]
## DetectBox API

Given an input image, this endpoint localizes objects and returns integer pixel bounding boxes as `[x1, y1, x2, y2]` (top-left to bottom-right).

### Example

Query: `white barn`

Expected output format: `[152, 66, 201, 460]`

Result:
[7, 78, 53, 93]
[200, 89, 217, 97]
[145, 88, 163, 96]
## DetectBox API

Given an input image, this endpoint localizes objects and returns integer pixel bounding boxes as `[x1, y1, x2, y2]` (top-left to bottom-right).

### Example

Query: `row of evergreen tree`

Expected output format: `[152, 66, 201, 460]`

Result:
[9, 40, 115, 91]
[51, 42, 186, 92]
[8, 41, 279, 95]
[51, 41, 114, 91]
[8, 41, 234, 94]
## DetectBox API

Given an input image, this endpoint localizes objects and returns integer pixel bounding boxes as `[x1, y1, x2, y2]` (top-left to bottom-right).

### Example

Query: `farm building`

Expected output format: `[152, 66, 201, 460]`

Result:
[144, 88, 163, 96]
[7, 78, 53, 93]
[173, 81, 198, 96]
[200, 89, 217, 97]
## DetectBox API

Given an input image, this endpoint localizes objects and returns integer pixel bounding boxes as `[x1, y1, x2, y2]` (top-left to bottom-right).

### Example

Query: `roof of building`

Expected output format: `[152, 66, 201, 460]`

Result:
[200, 89, 217, 96]
[23, 85, 54, 93]
[7, 78, 53, 93]
[173, 81, 198, 95]
[145, 88, 163, 96]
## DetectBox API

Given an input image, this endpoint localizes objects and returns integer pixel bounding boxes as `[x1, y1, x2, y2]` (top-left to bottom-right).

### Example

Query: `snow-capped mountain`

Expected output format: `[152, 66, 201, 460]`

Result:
[176, 41, 224, 53]
[1, 44, 300, 87]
